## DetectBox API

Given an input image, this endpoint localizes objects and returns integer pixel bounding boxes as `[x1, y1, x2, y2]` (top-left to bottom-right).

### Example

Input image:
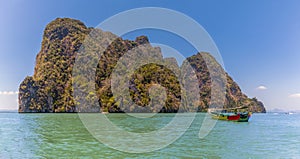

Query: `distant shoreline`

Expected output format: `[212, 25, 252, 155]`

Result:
[0, 110, 18, 113]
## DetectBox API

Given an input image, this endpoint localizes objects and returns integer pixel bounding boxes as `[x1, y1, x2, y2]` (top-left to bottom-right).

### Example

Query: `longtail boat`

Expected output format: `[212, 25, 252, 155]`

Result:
[211, 111, 252, 122]
[210, 106, 252, 122]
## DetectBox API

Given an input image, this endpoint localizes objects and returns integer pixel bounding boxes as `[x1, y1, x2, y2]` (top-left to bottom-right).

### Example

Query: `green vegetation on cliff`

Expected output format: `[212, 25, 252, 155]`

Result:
[18, 18, 266, 113]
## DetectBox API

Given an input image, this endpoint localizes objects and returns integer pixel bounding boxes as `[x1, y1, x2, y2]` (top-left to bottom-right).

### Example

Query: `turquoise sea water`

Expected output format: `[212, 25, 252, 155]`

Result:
[0, 113, 299, 158]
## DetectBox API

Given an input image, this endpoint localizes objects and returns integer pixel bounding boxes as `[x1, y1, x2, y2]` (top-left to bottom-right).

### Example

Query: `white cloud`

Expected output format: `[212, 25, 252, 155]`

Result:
[0, 91, 18, 95]
[256, 85, 267, 90]
[289, 93, 300, 98]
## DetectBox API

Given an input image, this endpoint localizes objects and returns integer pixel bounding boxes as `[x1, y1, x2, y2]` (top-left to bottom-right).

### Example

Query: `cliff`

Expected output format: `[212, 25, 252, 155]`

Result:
[18, 18, 266, 113]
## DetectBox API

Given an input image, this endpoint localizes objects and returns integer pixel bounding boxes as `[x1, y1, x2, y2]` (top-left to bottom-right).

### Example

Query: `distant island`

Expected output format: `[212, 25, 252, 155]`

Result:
[18, 18, 266, 113]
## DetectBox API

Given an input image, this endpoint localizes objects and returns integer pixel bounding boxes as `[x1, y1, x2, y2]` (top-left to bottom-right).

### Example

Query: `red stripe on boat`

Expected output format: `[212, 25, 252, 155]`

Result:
[227, 114, 240, 121]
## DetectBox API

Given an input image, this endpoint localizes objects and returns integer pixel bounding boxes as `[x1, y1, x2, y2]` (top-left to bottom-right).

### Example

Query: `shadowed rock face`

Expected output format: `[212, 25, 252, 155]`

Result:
[18, 18, 266, 113]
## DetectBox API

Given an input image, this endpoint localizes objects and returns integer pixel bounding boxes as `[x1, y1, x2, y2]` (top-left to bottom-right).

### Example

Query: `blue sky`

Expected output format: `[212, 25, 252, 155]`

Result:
[1, 0, 300, 111]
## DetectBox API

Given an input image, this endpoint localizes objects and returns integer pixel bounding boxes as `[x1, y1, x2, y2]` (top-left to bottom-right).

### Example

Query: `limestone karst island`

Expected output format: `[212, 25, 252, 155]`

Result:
[18, 18, 266, 113]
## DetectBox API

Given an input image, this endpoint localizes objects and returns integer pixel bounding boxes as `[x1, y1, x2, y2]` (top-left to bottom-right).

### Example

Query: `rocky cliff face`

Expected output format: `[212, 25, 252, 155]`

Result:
[18, 18, 266, 113]
[19, 18, 90, 113]
[186, 53, 266, 113]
